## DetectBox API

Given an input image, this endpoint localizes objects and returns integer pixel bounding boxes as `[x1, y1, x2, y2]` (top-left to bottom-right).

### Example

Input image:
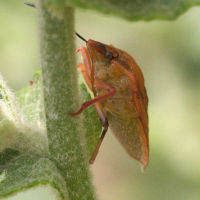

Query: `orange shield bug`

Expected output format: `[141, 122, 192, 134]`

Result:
[24, 2, 149, 171]
[71, 33, 149, 172]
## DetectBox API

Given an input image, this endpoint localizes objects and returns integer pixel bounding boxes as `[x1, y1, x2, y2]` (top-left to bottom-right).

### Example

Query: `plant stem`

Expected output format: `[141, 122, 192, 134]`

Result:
[36, 1, 96, 199]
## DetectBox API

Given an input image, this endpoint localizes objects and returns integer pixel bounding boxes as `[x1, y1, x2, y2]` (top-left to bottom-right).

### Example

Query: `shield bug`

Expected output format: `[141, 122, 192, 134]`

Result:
[24, 2, 149, 171]
[71, 33, 149, 172]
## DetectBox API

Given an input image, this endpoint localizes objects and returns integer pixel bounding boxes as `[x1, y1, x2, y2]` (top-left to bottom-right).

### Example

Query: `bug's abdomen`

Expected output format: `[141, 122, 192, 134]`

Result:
[107, 112, 148, 168]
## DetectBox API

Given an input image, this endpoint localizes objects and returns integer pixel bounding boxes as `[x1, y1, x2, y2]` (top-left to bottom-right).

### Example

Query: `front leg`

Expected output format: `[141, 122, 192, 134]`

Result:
[70, 81, 116, 116]
[71, 46, 117, 163]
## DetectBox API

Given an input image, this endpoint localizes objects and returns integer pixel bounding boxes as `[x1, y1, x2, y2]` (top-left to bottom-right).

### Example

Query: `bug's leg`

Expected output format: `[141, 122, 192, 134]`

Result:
[77, 63, 110, 164]
[76, 46, 96, 95]
[76, 46, 91, 77]
[70, 82, 116, 116]
[76, 54, 111, 163]
[72, 46, 117, 115]
[77, 63, 92, 90]
[74, 47, 116, 163]
[89, 102, 108, 164]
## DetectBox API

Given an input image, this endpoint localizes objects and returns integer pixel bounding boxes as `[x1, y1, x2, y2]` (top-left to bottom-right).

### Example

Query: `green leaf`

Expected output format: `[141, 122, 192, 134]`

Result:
[65, 0, 200, 20]
[0, 71, 48, 157]
[0, 73, 22, 123]
[0, 68, 100, 199]
[0, 72, 52, 199]
[0, 148, 69, 199]
[80, 83, 102, 158]
[15, 71, 45, 128]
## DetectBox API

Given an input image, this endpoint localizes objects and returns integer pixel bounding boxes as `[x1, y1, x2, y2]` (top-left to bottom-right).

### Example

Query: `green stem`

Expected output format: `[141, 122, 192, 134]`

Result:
[36, 1, 96, 199]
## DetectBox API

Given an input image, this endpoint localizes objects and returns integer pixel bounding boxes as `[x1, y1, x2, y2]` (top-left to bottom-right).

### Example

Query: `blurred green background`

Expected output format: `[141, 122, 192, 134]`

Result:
[1, 1, 200, 200]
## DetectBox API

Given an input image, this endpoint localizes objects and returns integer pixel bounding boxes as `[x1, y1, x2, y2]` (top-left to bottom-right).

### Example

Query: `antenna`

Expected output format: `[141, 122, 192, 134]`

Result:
[75, 32, 87, 43]
[24, 2, 35, 8]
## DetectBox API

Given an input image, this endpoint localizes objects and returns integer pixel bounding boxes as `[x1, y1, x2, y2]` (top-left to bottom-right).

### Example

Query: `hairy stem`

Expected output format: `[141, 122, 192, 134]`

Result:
[36, 0, 96, 199]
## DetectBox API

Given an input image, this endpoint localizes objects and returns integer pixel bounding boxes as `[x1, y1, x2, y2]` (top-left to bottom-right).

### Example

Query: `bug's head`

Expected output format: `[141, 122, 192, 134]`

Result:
[86, 39, 119, 62]
[75, 33, 118, 62]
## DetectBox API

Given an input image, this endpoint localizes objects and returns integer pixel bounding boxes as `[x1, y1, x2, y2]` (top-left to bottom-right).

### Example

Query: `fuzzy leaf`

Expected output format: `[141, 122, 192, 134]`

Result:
[64, 0, 200, 20]
[0, 148, 69, 199]
[0, 72, 48, 157]
[15, 71, 45, 129]
[0, 73, 54, 199]
[0, 72, 100, 199]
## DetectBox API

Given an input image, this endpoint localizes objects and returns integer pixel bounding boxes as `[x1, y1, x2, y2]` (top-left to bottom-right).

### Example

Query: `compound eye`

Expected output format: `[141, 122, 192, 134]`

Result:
[105, 52, 113, 58]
